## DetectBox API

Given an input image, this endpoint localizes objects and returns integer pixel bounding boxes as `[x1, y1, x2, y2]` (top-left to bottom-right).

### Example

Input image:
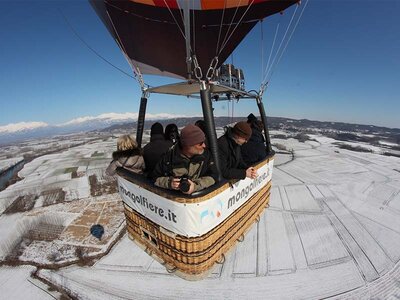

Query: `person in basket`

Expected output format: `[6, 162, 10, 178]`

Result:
[106, 135, 145, 176]
[151, 124, 218, 195]
[218, 121, 258, 180]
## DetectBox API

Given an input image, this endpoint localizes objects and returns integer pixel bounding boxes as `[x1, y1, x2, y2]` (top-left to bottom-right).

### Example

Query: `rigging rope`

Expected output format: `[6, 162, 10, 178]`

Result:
[219, 0, 255, 56]
[218, 0, 242, 56]
[59, 10, 135, 81]
[262, 3, 299, 86]
[192, 0, 196, 55]
[261, 0, 308, 92]
[163, 0, 190, 50]
[106, 10, 144, 86]
[261, 20, 264, 84]
[273, 0, 309, 77]
[264, 23, 280, 84]
[216, 0, 227, 55]
[231, 99, 235, 123]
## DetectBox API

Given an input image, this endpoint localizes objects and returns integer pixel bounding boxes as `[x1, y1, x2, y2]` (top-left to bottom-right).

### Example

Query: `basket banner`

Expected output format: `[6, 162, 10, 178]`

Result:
[118, 159, 273, 237]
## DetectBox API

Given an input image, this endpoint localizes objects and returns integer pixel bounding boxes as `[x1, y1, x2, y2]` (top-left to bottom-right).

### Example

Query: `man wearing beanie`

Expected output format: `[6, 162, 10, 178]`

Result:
[143, 122, 173, 174]
[217, 121, 258, 180]
[151, 124, 218, 194]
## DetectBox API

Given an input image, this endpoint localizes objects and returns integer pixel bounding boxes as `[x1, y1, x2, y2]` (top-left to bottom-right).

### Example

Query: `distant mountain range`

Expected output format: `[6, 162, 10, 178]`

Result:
[0, 113, 189, 145]
[1, 113, 399, 146]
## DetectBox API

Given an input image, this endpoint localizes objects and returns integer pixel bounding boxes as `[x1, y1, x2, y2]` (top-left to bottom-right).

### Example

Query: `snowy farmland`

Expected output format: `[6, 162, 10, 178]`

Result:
[1, 130, 400, 299]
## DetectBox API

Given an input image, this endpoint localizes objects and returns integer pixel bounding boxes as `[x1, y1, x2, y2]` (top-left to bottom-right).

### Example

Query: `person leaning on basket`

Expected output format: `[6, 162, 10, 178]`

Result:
[217, 121, 258, 180]
[151, 124, 218, 195]
[105, 134, 145, 176]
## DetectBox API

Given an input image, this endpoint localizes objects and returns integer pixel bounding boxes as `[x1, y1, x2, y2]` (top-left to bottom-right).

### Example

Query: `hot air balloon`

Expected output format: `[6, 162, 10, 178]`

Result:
[90, 0, 299, 280]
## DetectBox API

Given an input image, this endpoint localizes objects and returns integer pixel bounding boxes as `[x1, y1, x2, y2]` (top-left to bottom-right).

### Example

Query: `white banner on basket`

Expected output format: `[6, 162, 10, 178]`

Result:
[118, 159, 274, 237]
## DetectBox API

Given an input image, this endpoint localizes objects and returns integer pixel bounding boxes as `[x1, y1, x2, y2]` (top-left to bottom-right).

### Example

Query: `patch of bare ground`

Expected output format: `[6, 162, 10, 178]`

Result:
[60, 201, 124, 246]
[41, 188, 66, 207]
[383, 152, 400, 158]
[89, 174, 117, 196]
[27, 223, 65, 241]
[3, 194, 37, 214]
[293, 133, 318, 143]
[334, 142, 373, 153]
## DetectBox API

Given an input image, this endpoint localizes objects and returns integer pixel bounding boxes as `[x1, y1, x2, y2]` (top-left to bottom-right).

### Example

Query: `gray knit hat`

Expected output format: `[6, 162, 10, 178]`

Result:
[180, 124, 205, 147]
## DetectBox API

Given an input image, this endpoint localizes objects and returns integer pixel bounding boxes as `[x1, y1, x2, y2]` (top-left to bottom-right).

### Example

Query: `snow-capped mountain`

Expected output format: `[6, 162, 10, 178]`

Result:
[0, 112, 188, 144]
[0, 122, 49, 134]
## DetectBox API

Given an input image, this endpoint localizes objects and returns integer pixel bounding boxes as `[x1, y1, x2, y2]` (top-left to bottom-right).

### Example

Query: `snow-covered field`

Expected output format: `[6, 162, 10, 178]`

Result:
[1, 131, 400, 299]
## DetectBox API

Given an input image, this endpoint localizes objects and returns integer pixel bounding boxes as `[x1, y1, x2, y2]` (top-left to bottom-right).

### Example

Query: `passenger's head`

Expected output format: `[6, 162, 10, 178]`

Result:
[195, 119, 207, 134]
[117, 135, 138, 151]
[180, 124, 206, 156]
[232, 121, 252, 145]
[165, 123, 179, 142]
[150, 122, 163, 137]
[247, 113, 257, 124]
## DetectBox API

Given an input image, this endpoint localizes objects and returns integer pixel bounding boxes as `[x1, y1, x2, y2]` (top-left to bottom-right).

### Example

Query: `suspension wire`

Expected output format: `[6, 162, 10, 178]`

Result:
[263, 23, 280, 85]
[216, 0, 227, 55]
[176, 0, 188, 43]
[260, 20, 264, 84]
[227, 99, 230, 119]
[262, 0, 308, 92]
[260, 4, 299, 89]
[105, 10, 143, 83]
[231, 98, 235, 122]
[219, 0, 255, 56]
[192, 0, 196, 55]
[219, 0, 242, 56]
[272, 0, 309, 77]
[262, 4, 299, 85]
[177, 0, 186, 25]
[163, 0, 189, 47]
[59, 10, 135, 80]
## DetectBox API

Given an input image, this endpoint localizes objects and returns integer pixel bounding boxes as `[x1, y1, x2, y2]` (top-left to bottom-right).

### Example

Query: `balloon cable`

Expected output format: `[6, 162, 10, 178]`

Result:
[261, 0, 308, 92]
[59, 10, 135, 80]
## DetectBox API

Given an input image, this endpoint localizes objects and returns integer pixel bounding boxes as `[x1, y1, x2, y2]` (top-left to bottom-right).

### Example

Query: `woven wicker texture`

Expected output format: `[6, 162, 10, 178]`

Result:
[124, 181, 271, 276]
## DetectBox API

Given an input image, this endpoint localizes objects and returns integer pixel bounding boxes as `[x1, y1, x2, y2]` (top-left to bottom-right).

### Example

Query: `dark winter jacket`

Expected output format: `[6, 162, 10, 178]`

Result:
[241, 125, 267, 165]
[151, 145, 218, 192]
[106, 149, 145, 176]
[143, 134, 173, 173]
[217, 128, 248, 180]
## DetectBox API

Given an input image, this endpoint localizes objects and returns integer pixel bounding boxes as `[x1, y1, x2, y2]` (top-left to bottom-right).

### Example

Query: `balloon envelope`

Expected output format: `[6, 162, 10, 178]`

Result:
[90, 0, 297, 79]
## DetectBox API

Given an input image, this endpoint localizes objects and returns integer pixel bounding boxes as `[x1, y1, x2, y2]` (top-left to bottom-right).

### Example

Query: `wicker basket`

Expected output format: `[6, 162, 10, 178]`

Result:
[124, 181, 271, 277]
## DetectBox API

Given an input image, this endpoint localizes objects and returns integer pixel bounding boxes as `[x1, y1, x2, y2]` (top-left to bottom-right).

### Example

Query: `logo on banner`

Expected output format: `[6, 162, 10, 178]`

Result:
[199, 198, 223, 224]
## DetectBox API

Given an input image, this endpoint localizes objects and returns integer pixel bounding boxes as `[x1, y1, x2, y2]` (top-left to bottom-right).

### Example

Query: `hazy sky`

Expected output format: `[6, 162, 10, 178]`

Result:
[1, 0, 399, 129]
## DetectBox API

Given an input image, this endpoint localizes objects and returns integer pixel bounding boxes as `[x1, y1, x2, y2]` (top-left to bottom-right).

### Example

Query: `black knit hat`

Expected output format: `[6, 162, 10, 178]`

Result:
[247, 113, 257, 123]
[150, 122, 163, 136]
